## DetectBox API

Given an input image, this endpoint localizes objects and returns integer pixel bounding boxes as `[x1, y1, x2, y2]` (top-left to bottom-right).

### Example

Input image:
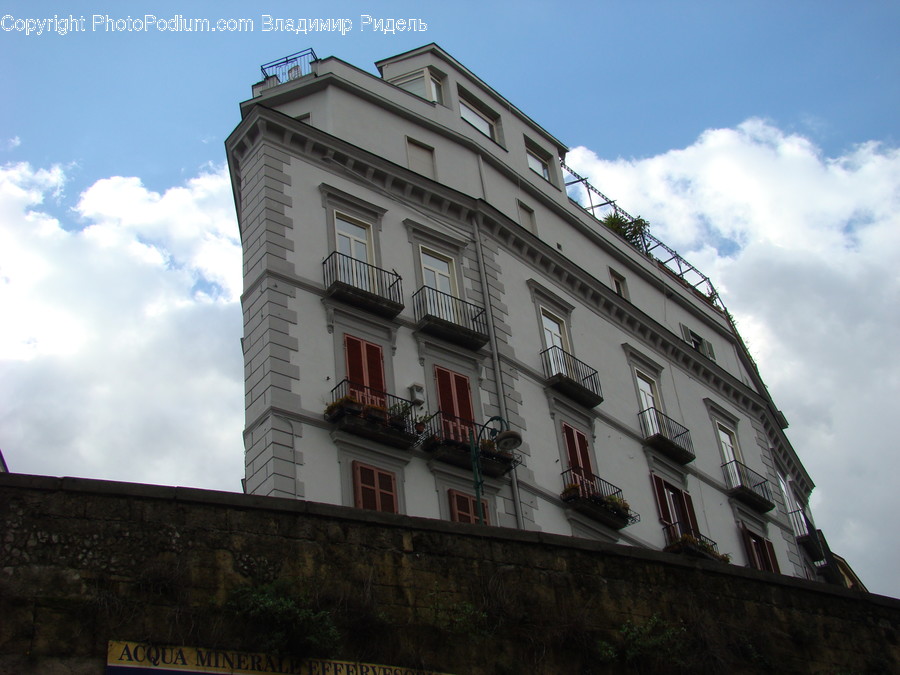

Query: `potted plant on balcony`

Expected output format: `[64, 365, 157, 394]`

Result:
[324, 395, 362, 421]
[363, 403, 388, 424]
[387, 402, 412, 431]
[665, 533, 730, 564]
[561, 483, 581, 502]
[595, 494, 631, 520]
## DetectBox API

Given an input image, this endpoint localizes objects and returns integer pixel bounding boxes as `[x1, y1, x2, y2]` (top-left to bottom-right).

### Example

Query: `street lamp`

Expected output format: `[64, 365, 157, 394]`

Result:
[469, 416, 522, 525]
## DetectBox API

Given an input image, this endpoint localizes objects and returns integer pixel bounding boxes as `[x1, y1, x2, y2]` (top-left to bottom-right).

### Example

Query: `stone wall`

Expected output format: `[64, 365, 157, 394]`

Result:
[1, 473, 897, 674]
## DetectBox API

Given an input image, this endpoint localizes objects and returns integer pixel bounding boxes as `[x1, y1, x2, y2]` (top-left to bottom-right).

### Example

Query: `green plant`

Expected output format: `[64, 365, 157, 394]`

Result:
[600, 212, 649, 247]
[226, 580, 340, 658]
[324, 394, 359, 417]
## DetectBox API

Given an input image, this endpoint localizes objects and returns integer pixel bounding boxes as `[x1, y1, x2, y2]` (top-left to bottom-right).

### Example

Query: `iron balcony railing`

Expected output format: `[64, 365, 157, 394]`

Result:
[663, 521, 721, 554]
[413, 286, 488, 336]
[259, 48, 318, 87]
[323, 251, 403, 305]
[789, 508, 815, 538]
[560, 467, 640, 525]
[327, 379, 415, 427]
[540, 346, 603, 400]
[722, 460, 773, 503]
[421, 410, 475, 446]
[638, 407, 695, 459]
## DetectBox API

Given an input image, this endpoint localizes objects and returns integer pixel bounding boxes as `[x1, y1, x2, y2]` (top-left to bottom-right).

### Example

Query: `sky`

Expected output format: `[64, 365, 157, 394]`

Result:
[1, 2, 898, 597]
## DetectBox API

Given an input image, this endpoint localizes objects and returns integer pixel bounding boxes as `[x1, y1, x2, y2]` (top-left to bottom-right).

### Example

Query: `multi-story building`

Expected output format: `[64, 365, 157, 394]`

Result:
[226, 44, 832, 582]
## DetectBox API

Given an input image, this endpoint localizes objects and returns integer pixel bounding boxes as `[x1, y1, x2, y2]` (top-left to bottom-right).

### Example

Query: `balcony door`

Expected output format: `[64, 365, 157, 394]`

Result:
[421, 249, 457, 321]
[336, 214, 373, 292]
[344, 334, 385, 407]
[542, 310, 569, 377]
[636, 371, 660, 436]
[434, 365, 474, 444]
[652, 474, 699, 540]
[562, 423, 593, 494]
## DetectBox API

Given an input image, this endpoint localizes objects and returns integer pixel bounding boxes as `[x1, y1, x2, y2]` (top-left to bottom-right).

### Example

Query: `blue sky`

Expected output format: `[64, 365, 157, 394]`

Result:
[2, 2, 899, 597]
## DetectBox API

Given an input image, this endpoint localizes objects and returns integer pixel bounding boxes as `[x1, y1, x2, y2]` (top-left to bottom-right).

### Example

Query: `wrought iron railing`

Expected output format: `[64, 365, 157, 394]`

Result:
[788, 508, 814, 538]
[540, 346, 603, 399]
[413, 286, 488, 336]
[560, 468, 640, 524]
[662, 521, 720, 554]
[259, 48, 318, 88]
[420, 410, 475, 446]
[722, 460, 772, 503]
[323, 251, 403, 305]
[638, 407, 695, 458]
[327, 379, 414, 428]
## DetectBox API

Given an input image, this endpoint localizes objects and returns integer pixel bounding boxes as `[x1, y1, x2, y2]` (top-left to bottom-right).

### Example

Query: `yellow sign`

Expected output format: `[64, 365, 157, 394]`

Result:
[106, 641, 454, 675]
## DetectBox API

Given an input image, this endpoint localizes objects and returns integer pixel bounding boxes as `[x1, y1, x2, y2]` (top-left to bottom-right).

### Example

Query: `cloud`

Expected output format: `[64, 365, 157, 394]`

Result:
[5, 137, 21, 150]
[568, 119, 900, 598]
[0, 162, 244, 491]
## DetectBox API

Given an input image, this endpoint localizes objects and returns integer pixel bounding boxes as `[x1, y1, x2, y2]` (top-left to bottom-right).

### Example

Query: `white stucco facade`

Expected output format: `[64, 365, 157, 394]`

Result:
[227, 44, 830, 583]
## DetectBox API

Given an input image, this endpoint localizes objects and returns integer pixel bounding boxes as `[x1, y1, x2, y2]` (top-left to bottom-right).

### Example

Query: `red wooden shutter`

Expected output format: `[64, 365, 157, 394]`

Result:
[435, 366, 474, 443]
[682, 492, 701, 538]
[651, 474, 672, 524]
[764, 539, 780, 574]
[563, 424, 592, 478]
[449, 490, 489, 525]
[344, 335, 385, 405]
[739, 523, 760, 569]
[353, 461, 397, 513]
[345, 335, 365, 384]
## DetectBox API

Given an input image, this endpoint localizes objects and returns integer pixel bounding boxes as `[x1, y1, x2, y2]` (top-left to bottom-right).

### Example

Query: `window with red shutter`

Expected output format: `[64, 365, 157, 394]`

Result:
[651, 474, 700, 540]
[353, 461, 398, 514]
[740, 523, 780, 573]
[448, 489, 489, 525]
[344, 335, 386, 407]
[562, 423, 593, 477]
[434, 365, 475, 443]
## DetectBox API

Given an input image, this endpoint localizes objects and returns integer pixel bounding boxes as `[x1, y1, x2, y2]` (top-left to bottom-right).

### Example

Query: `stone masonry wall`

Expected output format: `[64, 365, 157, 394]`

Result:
[1, 473, 897, 675]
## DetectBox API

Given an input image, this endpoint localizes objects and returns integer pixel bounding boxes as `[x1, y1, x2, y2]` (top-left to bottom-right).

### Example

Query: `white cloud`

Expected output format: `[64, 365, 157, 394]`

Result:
[569, 119, 900, 598]
[0, 162, 244, 491]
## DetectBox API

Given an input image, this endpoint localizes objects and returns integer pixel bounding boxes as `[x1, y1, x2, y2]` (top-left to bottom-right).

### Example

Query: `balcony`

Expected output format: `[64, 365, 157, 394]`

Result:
[254, 48, 318, 95]
[722, 460, 775, 512]
[420, 411, 521, 477]
[663, 522, 729, 563]
[789, 509, 825, 561]
[560, 468, 640, 530]
[324, 379, 417, 450]
[638, 407, 695, 464]
[323, 252, 404, 318]
[540, 346, 603, 408]
[413, 286, 489, 349]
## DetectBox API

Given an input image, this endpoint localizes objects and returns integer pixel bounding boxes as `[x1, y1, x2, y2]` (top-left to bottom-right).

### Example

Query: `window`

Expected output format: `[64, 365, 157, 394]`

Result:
[610, 269, 629, 299]
[420, 247, 458, 321]
[527, 149, 550, 181]
[517, 201, 537, 234]
[407, 138, 435, 179]
[541, 309, 570, 376]
[344, 335, 386, 406]
[636, 370, 661, 435]
[434, 365, 475, 443]
[716, 422, 741, 464]
[739, 523, 780, 573]
[680, 324, 716, 361]
[392, 69, 443, 104]
[448, 489, 489, 524]
[334, 213, 373, 291]
[459, 94, 498, 141]
[562, 423, 593, 481]
[651, 474, 700, 540]
[353, 461, 398, 513]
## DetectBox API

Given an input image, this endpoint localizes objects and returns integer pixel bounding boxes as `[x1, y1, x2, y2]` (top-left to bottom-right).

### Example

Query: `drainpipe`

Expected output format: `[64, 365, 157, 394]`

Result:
[470, 171, 525, 529]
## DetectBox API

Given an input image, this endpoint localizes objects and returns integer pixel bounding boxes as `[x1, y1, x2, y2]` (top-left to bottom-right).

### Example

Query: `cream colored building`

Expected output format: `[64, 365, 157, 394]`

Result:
[227, 44, 832, 582]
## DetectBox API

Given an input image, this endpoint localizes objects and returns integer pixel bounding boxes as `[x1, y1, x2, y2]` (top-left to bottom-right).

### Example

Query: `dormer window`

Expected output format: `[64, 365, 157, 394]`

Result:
[458, 89, 501, 143]
[391, 69, 443, 104]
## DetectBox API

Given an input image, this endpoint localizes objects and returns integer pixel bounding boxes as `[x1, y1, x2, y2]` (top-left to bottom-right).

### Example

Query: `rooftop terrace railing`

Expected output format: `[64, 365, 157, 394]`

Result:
[259, 48, 318, 89]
